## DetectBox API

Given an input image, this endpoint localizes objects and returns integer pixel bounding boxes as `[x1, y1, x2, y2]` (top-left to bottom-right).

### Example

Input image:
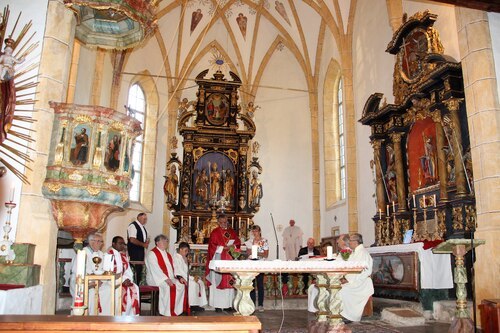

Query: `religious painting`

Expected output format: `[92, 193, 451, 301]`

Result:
[205, 93, 229, 126]
[70, 124, 91, 166]
[407, 117, 438, 191]
[236, 13, 247, 39]
[190, 8, 203, 34]
[274, 1, 291, 25]
[192, 151, 235, 210]
[400, 29, 428, 81]
[371, 252, 418, 292]
[104, 131, 122, 172]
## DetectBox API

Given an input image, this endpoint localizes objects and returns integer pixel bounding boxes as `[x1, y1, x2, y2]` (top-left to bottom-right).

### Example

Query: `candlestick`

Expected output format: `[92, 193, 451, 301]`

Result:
[379, 209, 382, 219]
[252, 245, 258, 259]
[386, 205, 389, 216]
[413, 195, 416, 207]
[327, 246, 333, 260]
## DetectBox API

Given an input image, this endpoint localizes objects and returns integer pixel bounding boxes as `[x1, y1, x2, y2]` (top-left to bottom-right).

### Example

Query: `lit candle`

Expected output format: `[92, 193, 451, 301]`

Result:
[252, 245, 258, 259]
[379, 209, 382, 219]
[392, 201, 395, 212]
[327, 246, 333, 260]
[413, 195, 416, 207]
[433, 194, 437, 207]
[422, 195, 426, 208]
[386, 204, 389, 216]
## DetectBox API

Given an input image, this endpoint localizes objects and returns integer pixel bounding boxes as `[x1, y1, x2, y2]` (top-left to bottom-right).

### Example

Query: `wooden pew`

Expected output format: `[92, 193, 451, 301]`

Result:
[0, 315, 261, 333]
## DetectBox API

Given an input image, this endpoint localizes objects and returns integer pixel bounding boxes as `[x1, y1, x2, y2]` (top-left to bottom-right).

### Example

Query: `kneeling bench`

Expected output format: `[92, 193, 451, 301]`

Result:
[0, 315, 262, 333]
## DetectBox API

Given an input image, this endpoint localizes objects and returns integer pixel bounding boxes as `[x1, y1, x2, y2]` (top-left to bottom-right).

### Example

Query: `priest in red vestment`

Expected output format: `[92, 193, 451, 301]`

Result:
[205, 213, 241, 312]
[145, 234, 187, 316]
[108, 236, 140, 315]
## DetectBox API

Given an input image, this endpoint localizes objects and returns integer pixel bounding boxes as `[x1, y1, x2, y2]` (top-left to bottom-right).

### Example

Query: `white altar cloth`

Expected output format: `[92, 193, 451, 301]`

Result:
[366, 243, 453, 289]
[209, 259, 368, 272]
[0, 285, 43, 314]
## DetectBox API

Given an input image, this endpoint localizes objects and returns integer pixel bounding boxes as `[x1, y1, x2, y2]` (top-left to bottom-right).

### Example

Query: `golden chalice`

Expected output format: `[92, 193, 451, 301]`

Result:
[92, 255, 102, 273]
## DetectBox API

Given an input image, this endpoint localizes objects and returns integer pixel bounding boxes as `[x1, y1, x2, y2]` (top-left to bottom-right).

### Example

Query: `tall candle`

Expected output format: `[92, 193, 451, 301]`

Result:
[232, 216, 234, 225]
[76, 250, 86, 277]
[197, 216, 200, 229]
[413, 195, 416, 207]
[379, 209, 382, 219]
[252, 245, 258, 259]
[9, 187, 14, 202]
[433, 194, 437, 207]
[189, 216, 192, 227]
[327, 246, 333, 260]
[239, 217, 241, 225]
[247, 218, 250, 225]
[181, 215, 183, 227]
[386, 204, 389, 216]
[392, 201, 395, 212]
[422, 195, 426, 208]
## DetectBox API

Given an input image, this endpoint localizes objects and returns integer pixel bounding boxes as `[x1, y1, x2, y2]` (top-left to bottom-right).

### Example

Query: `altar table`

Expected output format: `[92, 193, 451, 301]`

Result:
[210, 259, 367, 331]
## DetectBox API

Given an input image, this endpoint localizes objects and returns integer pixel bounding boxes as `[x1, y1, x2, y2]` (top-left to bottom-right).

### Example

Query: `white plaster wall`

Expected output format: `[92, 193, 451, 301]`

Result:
[488, 12, 500, 100]
[73, 45, 96, 105]
[353, 0, 400, 246]
[1, 0, 48, 242]
[252, 46, 312, 260]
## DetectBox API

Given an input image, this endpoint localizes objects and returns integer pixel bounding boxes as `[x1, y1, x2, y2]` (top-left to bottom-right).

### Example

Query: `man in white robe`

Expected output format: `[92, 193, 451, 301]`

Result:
[69, 233, 111, 315]
[308, 234, 351, 312]
[108, 236, 140, 315]
[339, 233, 374, 322]
[145, 234, 186, 316]
[173, 242, 207, 313]
[282, 219, 303, 261]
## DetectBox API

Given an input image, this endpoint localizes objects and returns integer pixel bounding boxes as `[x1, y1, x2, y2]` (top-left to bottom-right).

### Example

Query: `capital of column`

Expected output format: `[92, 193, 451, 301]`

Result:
[389, 132, 403, 143]
[371, 139, 383, 150]
[443, 98, 464, 112]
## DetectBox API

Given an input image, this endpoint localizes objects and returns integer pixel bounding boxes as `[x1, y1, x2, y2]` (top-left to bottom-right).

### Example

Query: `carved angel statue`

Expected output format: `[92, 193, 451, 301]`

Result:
[170, 136, 178, 150]
[0, 39, 25, 81]
[178, 98, 190, 114]
[246, 101, 260, 118]
[252, 141, 260, 156]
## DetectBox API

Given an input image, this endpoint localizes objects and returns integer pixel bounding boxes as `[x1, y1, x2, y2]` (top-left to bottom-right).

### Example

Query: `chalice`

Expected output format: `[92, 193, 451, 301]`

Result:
[92, 255, 102, 272]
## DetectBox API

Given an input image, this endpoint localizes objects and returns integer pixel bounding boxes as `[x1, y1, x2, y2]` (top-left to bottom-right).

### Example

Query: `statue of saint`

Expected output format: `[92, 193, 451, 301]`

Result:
[195, 168, 209, 203]
[249, 170, 263, 207]
[164, 164, 179, 203]
[209, 162, 221, 199]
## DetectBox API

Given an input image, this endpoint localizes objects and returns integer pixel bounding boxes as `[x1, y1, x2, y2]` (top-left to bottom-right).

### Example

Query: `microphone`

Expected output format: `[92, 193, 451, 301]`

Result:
[270, 213, 279, 260]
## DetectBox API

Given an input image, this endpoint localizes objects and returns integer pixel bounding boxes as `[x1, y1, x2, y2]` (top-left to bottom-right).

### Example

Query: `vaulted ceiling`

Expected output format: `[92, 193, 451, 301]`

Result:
[149, 0, 355, 100]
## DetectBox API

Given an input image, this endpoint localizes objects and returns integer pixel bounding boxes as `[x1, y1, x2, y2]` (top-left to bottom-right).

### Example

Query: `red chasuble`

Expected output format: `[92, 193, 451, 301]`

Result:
[205, 226, 241, 289]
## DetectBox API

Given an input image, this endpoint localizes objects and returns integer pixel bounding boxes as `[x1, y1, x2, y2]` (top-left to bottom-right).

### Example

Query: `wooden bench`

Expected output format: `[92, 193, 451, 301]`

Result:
[0, 315, 262, 333]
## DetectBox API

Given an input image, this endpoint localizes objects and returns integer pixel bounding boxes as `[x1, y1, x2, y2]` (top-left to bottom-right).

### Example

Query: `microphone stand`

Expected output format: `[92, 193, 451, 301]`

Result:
[270, 213, 279, 308]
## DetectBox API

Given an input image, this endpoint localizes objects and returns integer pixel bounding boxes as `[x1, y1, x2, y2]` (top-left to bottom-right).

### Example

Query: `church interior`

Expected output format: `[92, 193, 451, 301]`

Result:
[0, 0, 499, 332]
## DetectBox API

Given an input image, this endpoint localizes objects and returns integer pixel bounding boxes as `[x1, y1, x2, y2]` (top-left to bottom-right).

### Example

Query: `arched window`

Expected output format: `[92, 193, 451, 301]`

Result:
[323, 60, 345, 206]
[127, 83, 146, 202]
[337, 78, 346, 200]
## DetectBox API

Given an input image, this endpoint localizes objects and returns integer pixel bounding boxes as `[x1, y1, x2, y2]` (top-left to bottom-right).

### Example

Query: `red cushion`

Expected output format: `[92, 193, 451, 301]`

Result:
[0, 284, 25, 290]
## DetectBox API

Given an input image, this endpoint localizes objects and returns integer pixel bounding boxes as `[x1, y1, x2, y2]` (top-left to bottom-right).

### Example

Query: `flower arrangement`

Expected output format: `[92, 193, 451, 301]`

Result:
[228, 246, 242, 260]
[339, 248, 352, 261]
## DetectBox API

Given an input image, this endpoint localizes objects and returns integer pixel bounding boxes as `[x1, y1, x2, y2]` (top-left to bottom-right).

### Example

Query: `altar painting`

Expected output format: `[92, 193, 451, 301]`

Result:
[192, 151, 235, 209]
[205, 93, 229, 125]
[371, 252, 418, 292]
[70, 124, 91, 166]
[407, 118, 438, 192]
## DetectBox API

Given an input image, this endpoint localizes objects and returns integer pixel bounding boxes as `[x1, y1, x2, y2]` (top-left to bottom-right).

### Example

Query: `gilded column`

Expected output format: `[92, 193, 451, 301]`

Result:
[390, 132, 407, 211]
[372, 139, 386, 213]
[444, 98, 467, 196]
[434, 114, 448, 201]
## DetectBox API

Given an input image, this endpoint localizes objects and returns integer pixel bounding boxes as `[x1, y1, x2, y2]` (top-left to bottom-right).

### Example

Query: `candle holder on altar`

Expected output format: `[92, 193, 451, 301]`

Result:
[0, 201, 17, 263]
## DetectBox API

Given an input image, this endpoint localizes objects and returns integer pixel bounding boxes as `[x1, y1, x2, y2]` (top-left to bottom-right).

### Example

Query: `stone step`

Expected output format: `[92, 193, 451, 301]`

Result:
[433, 300, 473, 323]
[381, 307, 426, 326]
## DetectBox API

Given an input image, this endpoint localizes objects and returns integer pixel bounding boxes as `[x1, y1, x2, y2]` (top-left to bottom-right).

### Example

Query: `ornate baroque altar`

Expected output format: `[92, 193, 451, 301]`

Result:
[165, 68, 263, 247]
[360, 11, 476, 246]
